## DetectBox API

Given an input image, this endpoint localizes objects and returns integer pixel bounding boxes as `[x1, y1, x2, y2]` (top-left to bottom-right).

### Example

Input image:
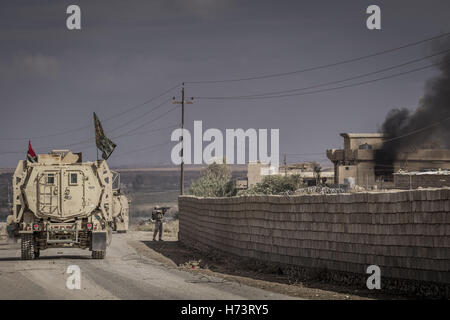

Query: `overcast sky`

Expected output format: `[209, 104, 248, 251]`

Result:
[0, 0, 449, 167]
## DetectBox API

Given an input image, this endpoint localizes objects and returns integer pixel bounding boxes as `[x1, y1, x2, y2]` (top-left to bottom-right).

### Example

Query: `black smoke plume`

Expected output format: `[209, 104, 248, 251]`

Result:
[375, 49, 450, 177]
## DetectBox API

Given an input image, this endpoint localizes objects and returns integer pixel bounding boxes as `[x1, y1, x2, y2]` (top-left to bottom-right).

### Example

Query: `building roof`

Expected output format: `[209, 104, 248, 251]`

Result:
[340, 133, 384, 139]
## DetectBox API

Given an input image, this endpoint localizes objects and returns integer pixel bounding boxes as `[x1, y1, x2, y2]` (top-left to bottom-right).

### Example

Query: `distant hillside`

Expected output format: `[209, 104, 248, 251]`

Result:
[114, 164, 247, 172]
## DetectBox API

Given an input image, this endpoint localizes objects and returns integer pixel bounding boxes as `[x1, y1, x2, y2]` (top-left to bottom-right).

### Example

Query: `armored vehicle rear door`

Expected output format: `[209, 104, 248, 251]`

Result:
[37, 171, 61, 216]
[61, 169, 86, 216]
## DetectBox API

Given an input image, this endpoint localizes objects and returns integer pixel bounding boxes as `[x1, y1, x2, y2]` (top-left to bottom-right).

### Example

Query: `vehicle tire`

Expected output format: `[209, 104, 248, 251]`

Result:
[92, 250, 106, 259]
[34, 249, 40, 259]
[21, 234, 35, 260]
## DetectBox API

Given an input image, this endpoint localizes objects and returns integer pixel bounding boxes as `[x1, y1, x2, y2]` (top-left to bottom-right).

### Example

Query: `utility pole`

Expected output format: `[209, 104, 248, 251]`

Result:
[173, 83, 193, 195]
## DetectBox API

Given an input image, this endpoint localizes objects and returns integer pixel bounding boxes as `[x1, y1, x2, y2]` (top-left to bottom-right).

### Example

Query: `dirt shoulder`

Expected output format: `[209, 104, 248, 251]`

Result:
[127, 230, 406, 300]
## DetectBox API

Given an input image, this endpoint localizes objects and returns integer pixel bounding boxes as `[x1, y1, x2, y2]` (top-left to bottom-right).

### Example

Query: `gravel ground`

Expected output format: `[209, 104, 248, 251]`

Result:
[130, 228, 408, 300]
[0, 223, 408, 300]
[0, 230, 296, 300]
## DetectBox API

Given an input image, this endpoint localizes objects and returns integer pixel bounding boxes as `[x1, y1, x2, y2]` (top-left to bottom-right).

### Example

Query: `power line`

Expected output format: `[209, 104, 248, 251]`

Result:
[0, 100, 176, 153]
[185, 32, 450, 84]
[115, 104, 180, 137]
[113, 141, 173, 158]
[59, 122, 180, 150]
[20, 139, 174, 160]
[53, 106, 179, 151]
[286, 152, 326, 156]
[112, 123, 180, 139]
[106, 98, 172, 134]
[102, 84, 180, 123]
[0, 105, 180, 155]
[281, 116, 450, 163]
[194, 48, 450, 100]
[73, 126, 177, 156]
[287, 156, 329, 160]
[382, 116, 450, 144]
[196, 61, 443, 101]
[73, 100, 180, 149]
[0, 84, 180, 141]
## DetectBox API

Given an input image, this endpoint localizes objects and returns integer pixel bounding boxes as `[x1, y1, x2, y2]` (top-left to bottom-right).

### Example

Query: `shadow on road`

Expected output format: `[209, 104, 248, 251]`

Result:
[37, 255, 91, 260]
[0, 257, 21, 261]
[0, 255, 91, 262]
[140, 239, 405, 300]
[142, 240, 200, 266]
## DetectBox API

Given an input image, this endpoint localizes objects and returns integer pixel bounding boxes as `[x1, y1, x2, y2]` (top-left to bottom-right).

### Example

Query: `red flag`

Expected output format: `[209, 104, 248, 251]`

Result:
[27, 141, 37, 163]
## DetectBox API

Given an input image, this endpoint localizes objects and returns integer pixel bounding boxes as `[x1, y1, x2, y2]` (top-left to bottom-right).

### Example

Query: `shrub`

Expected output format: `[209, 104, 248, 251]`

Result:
[188, 162, 237, 197]
[239, 174, 303, 195]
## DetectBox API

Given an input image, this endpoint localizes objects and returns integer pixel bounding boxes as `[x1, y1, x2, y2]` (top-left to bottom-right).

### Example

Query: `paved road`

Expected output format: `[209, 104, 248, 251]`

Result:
[0, 232, 295, 300]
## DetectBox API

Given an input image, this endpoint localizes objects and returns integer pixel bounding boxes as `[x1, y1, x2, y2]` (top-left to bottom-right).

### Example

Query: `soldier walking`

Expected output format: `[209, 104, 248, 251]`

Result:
[152, 206, 165, 241]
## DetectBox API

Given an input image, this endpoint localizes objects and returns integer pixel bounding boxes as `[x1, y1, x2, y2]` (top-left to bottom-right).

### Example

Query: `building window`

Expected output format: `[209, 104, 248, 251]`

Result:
[345, 167, 349, 171]
[47, 173, 55, 185]
[359, 143, 372, 150]
[69, 173, 78, 185]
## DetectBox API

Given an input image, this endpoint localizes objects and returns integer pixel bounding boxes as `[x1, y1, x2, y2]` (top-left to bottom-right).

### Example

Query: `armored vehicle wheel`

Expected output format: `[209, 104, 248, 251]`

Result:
[92, 250, 106, 259]
[21, 234, 35, 260]
[34, 248, 40, 259]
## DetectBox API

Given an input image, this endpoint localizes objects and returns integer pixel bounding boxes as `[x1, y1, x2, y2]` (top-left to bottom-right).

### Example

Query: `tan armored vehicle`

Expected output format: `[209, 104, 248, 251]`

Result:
[6, 150, 129, 259]
[112, 189, 129, 233]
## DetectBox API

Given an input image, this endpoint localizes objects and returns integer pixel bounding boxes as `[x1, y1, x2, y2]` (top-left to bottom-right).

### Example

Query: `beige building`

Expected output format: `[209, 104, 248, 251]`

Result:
[247, 161, 334, 187]
[279, 163, 334, 186]
[327, 133, 450, 188]
[247, 161, 279, 187]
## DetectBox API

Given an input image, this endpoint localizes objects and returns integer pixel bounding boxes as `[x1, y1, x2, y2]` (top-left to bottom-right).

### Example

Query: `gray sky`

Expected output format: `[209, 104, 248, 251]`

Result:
[0, 0, 449, 167]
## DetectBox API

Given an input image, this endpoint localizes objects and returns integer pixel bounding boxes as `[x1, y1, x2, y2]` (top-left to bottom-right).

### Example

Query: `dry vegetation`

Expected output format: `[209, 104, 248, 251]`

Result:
[131, 235, 384, 300]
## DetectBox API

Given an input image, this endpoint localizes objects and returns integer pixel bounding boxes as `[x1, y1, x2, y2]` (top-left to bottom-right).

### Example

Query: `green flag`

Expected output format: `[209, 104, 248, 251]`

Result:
[93, 112, 116, 160]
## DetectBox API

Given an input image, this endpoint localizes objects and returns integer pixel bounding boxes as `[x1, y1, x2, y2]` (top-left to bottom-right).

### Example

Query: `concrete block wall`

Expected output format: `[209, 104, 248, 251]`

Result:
[179, 189, 450, 286]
